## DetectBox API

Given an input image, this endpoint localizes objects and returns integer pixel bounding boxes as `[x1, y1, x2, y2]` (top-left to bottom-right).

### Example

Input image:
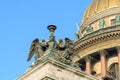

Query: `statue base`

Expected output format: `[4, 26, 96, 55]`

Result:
[17, 58, 100, 80]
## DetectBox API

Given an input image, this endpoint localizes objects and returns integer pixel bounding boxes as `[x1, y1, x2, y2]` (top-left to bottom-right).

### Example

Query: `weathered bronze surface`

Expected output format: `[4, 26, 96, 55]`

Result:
[99, 18, 105, 28]
[84, 25, 93, 34]
[27, 25, 80, 69]
[116, 15, 120, 25]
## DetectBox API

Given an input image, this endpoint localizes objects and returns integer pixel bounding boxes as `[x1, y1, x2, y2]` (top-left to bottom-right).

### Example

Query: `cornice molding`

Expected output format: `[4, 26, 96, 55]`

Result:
[73, 25, 120, 59]
[17, 59, 99, 80]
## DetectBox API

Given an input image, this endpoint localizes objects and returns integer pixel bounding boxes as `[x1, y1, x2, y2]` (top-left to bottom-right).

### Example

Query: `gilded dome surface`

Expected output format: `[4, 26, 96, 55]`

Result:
[82, 0, 120, 24]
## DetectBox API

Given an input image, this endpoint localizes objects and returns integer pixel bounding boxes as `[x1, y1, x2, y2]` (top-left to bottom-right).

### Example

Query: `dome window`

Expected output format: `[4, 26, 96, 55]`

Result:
[111, 19, 116, 26]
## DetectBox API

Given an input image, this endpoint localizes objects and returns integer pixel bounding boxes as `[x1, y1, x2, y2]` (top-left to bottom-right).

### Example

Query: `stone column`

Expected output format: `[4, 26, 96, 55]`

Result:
[85, 55, 91, 74]
[116, 46, 120, 80]
[99, 50, 107, 77]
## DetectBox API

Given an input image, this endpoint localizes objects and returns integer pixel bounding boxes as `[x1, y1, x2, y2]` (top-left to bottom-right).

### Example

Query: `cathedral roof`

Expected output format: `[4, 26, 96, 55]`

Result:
[82, 0, 120, 25]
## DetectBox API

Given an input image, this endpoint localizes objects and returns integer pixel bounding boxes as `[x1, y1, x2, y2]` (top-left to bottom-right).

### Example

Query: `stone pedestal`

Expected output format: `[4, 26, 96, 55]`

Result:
[17, 59, 99, 80]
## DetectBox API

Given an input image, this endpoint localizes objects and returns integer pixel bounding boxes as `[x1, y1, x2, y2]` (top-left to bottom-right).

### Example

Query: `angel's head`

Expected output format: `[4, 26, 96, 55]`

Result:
[58, 39, 63, 43]
[65, 38, 70, 42]
[34, 38, 39, 42]
[41, 39, 45, 42]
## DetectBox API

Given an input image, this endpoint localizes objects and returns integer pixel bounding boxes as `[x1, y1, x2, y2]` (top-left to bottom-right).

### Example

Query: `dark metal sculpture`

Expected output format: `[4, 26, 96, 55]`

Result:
[27, 25, 80, 69]
[27, 38, 41, 61]
[99, 18, 105, 28]
[57, 39, 66, 50]
[85, 25, 93, 34]
[116, 15, 120, 25]
[64, 38, 74, 60]
[75, 31, 82, 40]
[27, 38, 48, 61]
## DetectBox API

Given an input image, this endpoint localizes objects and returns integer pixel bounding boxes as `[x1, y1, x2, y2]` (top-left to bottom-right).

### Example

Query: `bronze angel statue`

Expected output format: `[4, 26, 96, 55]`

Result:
[63, 37, 74, 60]
[27, 38, 48, 61]
[57, 39, 66, 51]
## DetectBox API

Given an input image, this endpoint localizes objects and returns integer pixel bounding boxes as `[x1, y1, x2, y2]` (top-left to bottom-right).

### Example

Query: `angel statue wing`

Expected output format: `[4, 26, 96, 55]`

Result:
[27, 38, 39, 61]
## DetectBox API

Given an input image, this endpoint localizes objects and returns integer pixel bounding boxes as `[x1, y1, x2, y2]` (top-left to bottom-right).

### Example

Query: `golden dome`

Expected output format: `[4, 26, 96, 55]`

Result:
[82, 0, 120, 24]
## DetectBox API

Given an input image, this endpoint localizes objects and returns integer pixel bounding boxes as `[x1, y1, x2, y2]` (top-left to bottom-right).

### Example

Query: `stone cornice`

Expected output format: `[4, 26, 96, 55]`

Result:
[73, 25, 120, 56]
[81, 7, 120, 31]
[17, 59, 99, 80]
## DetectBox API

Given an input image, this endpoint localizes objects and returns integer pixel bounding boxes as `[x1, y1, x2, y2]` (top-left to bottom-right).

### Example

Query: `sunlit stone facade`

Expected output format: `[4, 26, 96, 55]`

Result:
[72, 0, 120, 80]
[17, 0, 120, 80]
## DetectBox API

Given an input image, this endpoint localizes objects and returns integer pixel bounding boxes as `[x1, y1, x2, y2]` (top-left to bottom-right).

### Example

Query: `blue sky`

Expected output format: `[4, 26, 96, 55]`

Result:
[0, 0, 92, 80]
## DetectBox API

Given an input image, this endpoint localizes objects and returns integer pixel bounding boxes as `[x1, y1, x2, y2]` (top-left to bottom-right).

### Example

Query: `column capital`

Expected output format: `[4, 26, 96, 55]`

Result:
[98, 49, 108, 56]
[84, 55, 91, 62]
[116, 46, 120, 53]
